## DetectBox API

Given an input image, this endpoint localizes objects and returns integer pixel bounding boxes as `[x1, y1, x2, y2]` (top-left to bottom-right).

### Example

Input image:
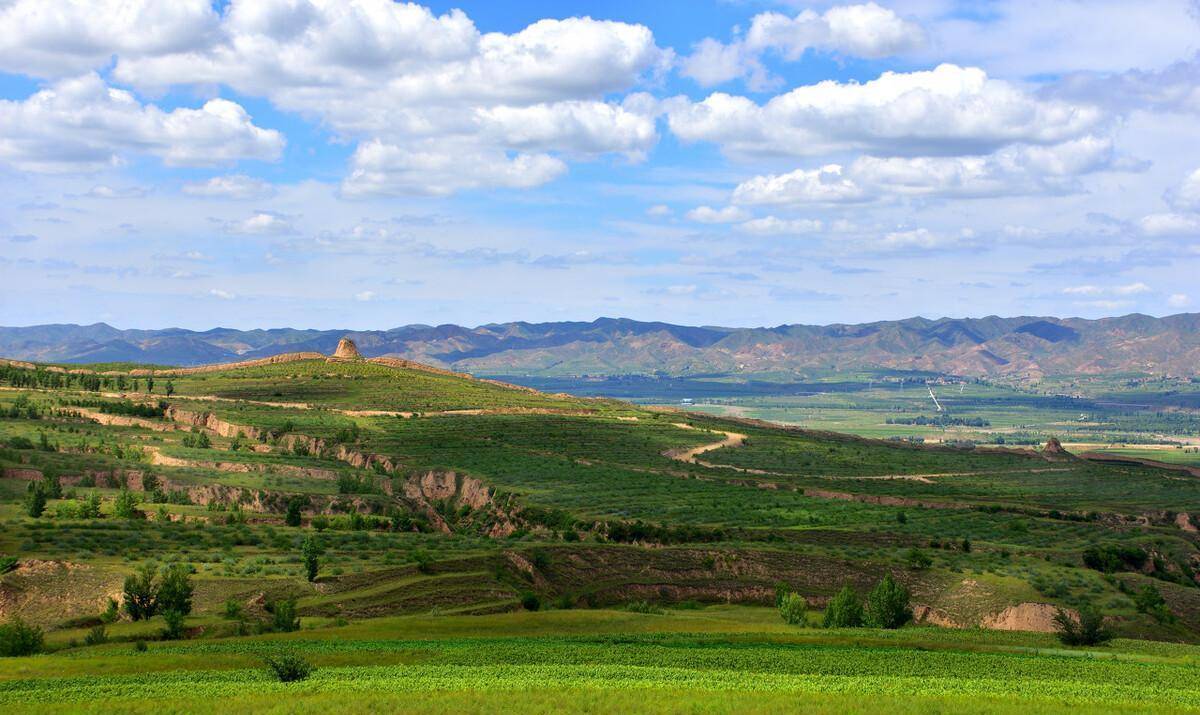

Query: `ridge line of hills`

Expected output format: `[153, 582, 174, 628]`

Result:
[3, 312, 1200, 378]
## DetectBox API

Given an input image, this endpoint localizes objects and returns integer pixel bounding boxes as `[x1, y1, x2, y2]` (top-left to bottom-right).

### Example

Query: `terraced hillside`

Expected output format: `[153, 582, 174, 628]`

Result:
[1, 345, 1199, 712]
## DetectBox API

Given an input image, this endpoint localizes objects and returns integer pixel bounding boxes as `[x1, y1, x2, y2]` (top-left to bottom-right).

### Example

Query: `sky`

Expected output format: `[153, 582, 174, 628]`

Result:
[1, 0, 1199, 331]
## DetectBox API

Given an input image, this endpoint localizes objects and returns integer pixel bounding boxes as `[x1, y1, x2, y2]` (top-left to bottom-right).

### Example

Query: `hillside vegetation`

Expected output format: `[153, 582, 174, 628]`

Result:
[1, 348, 1199, 712]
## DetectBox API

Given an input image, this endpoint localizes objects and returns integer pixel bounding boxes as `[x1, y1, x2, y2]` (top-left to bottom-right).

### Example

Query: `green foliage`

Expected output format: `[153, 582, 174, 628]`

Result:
[0, 556, 17, 574]
[1082, 545, 1146, 573]
[181, 431, 211, 449]
[133, 639, 148, 653]
[1054, 604, 1112, 646]
[1133, 584, 1174, 624]
[113, 489, 140, 520]
[100, 598, 119, 624]
[624, 601, 663, 614]
[161, 609, 187, 640]
[223, 599, 244, 620]
[904, 548, 932, 570]
[865, 574, 912, 630]
[157, 564, 194, 616]
[0, 618, 44, 656]
[123, 564, 159, 621]
[301, 535, 321, 582]
[264, 652, 314, 682]
[823, 586, 864, 628]
[84, 624, 108, 646]
[270, 599, 301, 633]
[285, 496, 305, 527]
[521, 592, 541, 611]
[24, 483, 46, 518]
[778, 592, 808, 626]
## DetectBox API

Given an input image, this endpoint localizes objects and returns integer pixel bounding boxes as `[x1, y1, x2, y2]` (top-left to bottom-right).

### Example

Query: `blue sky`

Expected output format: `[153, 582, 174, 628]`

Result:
[1, 0, 1199, 330]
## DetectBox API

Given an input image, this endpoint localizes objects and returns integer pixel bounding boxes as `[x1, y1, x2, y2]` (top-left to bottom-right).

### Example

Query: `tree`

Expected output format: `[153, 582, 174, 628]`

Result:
[123, 564, 159, 621]
[146, 376, 155, 394]
[301, 535, 321, 582]
[165, 380, 175, 397]
[823, 586, 864, 628]
[161, 609, 186, 640]
[778, 592, 808, 625]
[264, 652, 313, 682]
[1054, 604, 1112, 646]
[23, 483, 46, 518]
[79, 493, 102, 519]
[114, 489, 140, 519]
[157, 564, 194, 616]
[865, 574, 912, 629]
[285, 497, 305, 527]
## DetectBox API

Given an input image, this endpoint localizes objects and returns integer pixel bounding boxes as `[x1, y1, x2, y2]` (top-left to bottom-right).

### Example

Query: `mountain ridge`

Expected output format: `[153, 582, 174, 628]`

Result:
[3, 313, 1200, 379]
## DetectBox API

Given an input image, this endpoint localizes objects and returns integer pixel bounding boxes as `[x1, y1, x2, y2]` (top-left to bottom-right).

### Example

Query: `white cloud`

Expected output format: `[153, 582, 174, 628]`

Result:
[1139, 212, 1200, 236]
[686, 205, 749, 223]
[1168, 293, 1191, 308]
[667, 64, 1104, 159]
[737, 217, 823, 235]
[730, 136, 1135, 206]
[1167, 168, 1200, 211]
[224, 212, 296, 235]
[354, 291, 376, 302]
[1063, 282, 1151, 296]
[208, 288, 236, 300]
[86, 185, 147, 199]
[341, 140, 567, 197]
[183, 175, 275, 200]
[879, 228, 954, 250]
[0, 74, 283, 173]
[681, 3, 924, 89]
[0, 0, 219, 77]
[732, 165, 867, 205]
[645, 204, 672, 217]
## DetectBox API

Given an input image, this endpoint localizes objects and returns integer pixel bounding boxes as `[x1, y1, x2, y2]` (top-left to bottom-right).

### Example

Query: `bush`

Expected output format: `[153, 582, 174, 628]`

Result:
[1133, 584, 1174, 624]
[113, 489, 140, 520]
[133, 640, 148, 653]
[905, 548, 932, 570]
[521, 591, 541, 611]
[778, 592, 808, 625]
[270, 599, 300, 633]
[823, 586, 864, 628]
[0, 556, 17, 574]
[625, 600, 663, 614]
[84, 624, 108, 646]
[264, 652, 314, 682]
[1054, 604, 1113, 646]
[0, 618, 44, 656]
[223, 599, 244, 620]
[301, 535, 321, 582]
[24, 483, 46, 518]
[100, 598, 119, 624]
[865, 574, 912, 629]
[161, 609, 187, 640]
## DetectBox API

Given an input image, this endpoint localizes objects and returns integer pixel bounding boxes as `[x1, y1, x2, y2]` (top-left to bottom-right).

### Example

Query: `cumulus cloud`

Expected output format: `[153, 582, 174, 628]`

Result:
[223, 211, 297, 235]
[341, 140, 567, 197]
[208, 288, 236, 300]
[682, 3, 924, 89]
[0, 74, 283, 173]
[667, 64, 1104, 159]
[1139, 212, 1200, 237]
[1063, 282, 1151, 296]
[730, 136, 1135, 206]
[685, 205, 749, 223]
[1166, 168, 1200, 211]
[0, 0, 219, 77]
[183, 175, 275, 200]
[1168, 293, 1191, 308]
[737, 217, 823, 235]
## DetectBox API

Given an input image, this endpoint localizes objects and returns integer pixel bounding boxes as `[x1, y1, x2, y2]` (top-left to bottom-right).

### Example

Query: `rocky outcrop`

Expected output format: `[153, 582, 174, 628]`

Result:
[981, 602, 1070, 632]
[331, 338, 361, 360]
[1041, 437, 1074, 461]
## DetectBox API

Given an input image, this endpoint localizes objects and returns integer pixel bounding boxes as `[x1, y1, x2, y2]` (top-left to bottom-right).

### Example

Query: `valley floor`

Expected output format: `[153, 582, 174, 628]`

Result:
[3, 607, 1200, 714]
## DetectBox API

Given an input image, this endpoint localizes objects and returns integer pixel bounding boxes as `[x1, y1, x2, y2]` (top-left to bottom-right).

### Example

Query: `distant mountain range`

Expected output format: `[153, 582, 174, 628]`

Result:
[4, 314, 1200, 379]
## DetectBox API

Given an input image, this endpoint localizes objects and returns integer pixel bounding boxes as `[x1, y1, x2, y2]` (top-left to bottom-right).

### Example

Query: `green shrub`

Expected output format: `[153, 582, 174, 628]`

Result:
[0, 618, 44, 656]
[0, 556, 17, 574]
[905, 548, 932, 570]
[223, 598, 244, 620]
[1054, 604, 1113, 646]
[24, 483, 46, 518]
[157, 564, 194, 615]
[625, 600, 663, 614]
[865, 574, 912, 629]
[778, 592, 808, 625]
[84, 624, 108, 646]
[521, 591, 541, 611]
[301, 535, 321, 582]
[1133, 584, 1174, 624]
[264, 652, 313, 682]
[161, 609, 186, 640]
[270, 599, 300, 633]
[823, 586, 864, 628]
[123, 564, 158, 621]
[113, 489, 140, 520]
[133, 640, 148, 653]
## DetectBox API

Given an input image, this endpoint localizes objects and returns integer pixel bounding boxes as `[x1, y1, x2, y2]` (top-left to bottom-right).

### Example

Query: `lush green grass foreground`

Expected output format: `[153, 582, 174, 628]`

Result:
[3, 609, 1200, 714]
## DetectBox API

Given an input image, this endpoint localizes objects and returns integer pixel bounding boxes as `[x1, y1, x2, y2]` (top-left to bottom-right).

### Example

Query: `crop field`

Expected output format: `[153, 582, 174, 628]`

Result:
[1, 355, 1199, 712]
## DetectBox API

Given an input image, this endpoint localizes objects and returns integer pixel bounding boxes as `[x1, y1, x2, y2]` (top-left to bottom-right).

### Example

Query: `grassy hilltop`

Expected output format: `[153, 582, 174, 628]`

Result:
[1, 349, 1199, 713]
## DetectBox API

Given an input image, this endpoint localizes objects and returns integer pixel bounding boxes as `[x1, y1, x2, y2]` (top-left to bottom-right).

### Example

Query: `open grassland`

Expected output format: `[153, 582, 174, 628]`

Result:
[3, 609, 1200, 714]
